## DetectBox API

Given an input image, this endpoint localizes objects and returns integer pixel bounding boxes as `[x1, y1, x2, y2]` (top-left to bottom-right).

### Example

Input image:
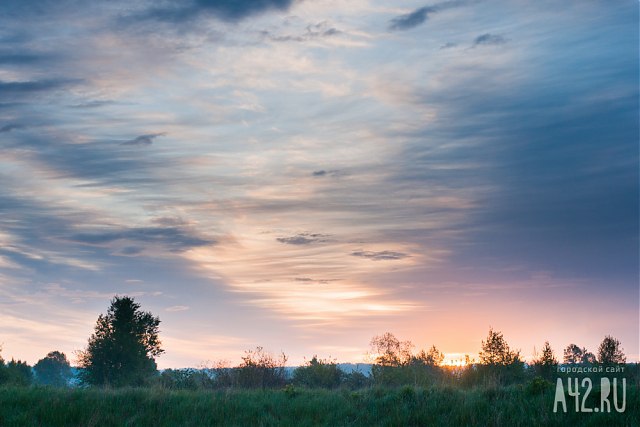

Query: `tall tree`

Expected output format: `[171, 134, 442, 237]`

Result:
[532, 341, 557, 379]
[597, 335, 626, 364]
[34, 351, 72, 386]
[478, 328, 523, 385]
[479, 328, 520, 365]
[77, 296, 163, 386]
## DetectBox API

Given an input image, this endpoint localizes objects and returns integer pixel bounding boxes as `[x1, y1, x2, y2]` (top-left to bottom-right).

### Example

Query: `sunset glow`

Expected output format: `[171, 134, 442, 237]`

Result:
[0, 0, 637, 369]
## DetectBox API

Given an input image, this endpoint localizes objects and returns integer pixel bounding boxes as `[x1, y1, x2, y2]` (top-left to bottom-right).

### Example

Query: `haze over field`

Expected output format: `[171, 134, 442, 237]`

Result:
[0, 0, 637, 368]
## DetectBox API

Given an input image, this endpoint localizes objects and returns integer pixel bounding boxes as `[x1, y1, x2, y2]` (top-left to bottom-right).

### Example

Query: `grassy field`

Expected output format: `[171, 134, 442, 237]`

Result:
[0, 385, 637, 426]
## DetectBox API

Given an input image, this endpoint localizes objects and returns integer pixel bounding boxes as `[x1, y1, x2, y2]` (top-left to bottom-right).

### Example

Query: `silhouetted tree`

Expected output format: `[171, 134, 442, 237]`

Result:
[479, 328, 520, 366]
[77, 296, 163, 386]
[532, 341, 557, 379]
[597, 335, 626, 364]
[369, 332, 413, 367]
[415, 345, 445, 366]
[563, 344, 596, 364]
[563, 343, 582, 364]
[34, 351, 72, 386]
[369, 333, 414, 386]
[478, 328, 523, 385]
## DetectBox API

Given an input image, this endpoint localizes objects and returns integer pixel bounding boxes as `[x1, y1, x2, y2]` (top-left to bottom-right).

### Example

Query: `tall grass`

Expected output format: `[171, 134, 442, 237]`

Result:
[0, 384, 636, 426]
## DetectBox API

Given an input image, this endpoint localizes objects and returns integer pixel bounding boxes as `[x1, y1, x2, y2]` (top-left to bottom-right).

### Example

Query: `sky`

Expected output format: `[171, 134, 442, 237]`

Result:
[0, 0, 637, 368]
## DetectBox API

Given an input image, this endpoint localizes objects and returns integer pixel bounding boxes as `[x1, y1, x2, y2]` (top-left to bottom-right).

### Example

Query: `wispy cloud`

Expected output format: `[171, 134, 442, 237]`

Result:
[351, 250, 410, 261]
[389, 1, 468, 31]
[276, 233, 329, 245]
[166, 305, 189, 312]
[472, 33, 508, 47]
[133, 0, 296, 25]
[120, 133, 165, 146]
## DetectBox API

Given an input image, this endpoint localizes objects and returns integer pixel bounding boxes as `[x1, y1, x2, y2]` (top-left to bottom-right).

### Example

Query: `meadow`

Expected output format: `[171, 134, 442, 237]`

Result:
[0, 383, 637, 427]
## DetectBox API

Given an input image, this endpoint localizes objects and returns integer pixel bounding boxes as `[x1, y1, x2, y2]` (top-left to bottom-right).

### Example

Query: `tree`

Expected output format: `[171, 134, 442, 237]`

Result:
[532, 341, 557, 379]
[369, 332, 413, 367]
[293, 355, 344, 389]
[236, 346, 287, 388]
[597, 335, 626, 364]
[415, 345, 445, 366]
[368, 333, 417, 386]
[77, 296, 163, 386]
[478, 328, 523, 386]
[0, 347, 6, 385]
[563, 344, 596, 364]
[5, 359, 33, 386]
[479, 328, 520, 366]
[34, 351, 72, 386]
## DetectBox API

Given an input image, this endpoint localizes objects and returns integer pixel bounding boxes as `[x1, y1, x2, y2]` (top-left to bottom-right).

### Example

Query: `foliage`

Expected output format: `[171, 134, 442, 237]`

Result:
[597, 335, 626, 364]
[477, 328, 524, 385]
[235, 346, 287, 389]
[369, 332, 413, 367]
[563, 344, 596, 364]
[0, 348, 6, 385]
[369, 332, 415, 386]
[0, 348, 32, 387]
[158, 369, 214, 390]
[414, 345, 445, 366]
[532, 341, 557, 380]
[293, 356, 344, 389]
[479, 328, 520, 366]
[342, 370, 371, 389]
[77, 296, 163, 387]
[34, 351, 72, 387]
[526, 376, 553, 395]
[3, 359, 33, 386]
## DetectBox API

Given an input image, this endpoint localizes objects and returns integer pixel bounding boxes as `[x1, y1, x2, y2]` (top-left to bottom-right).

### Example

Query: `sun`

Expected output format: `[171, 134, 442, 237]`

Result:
[442, 353, 469, 367]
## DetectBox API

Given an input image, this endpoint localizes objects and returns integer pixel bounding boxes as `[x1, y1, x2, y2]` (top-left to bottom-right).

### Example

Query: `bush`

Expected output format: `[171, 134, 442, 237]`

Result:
[293, 356, 343, 389]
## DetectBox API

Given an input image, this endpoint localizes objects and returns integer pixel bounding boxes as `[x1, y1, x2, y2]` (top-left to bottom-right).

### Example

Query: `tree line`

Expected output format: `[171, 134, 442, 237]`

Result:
[0, 296, 633, 390]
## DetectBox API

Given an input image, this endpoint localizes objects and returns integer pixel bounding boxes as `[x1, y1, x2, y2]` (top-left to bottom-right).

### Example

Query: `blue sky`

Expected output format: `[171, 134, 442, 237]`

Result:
[0, 0, 637, 367]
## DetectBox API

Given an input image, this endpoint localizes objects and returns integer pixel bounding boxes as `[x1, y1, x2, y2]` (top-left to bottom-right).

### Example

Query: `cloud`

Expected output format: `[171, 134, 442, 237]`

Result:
[69, 226, 215, 252]
[263, 21, 341, 43]
[0, 52, 51, 66]
[389, 6, 435, 31]
[276, 233, 328, 245]
[473, 33, 508, 46]
[0, 79, 79, 97]
[0, 124, 23, 133]
[136, 0, 296, 25]
[389, 2, 467, 31]
[312, 169, 341, 177]
[166, 305, 189, 312]
[351, 250, 410, 261]
[294, 277, 338, 284]
[120, 133, 165, 146]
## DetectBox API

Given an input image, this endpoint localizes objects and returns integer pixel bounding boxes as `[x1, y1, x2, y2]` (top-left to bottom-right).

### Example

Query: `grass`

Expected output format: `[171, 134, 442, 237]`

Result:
[0, 384, 637, 426]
